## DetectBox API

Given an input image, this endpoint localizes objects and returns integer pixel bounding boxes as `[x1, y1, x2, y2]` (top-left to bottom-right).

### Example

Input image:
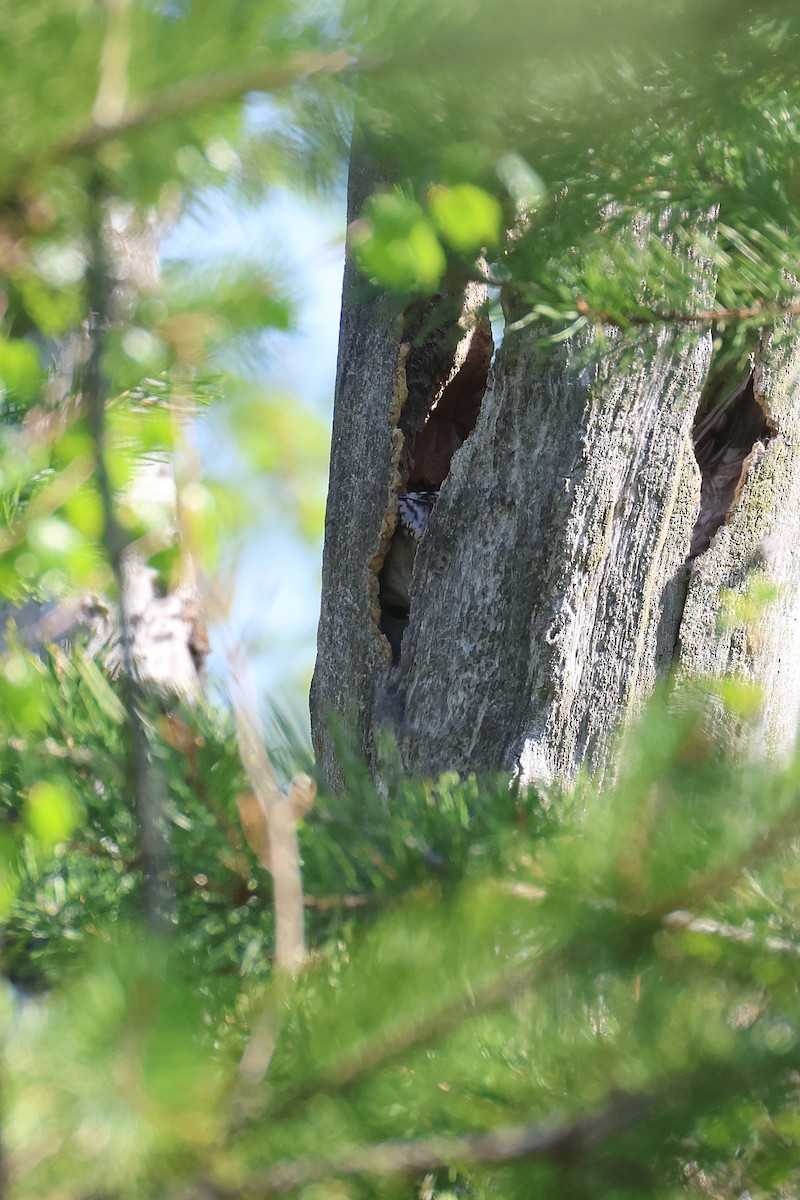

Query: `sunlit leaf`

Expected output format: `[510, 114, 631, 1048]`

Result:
[0, 338, 44, 410]
[428, 182, 502, 253]
[25, 779, 83, 847]
[352, 190, 446, 292]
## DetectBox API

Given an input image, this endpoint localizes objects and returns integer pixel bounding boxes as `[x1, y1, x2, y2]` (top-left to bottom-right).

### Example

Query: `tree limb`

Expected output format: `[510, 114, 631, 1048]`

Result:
[85, 175, 172, 932]
[228, 1094, 651, 1194]
[0, 49, 354, 197]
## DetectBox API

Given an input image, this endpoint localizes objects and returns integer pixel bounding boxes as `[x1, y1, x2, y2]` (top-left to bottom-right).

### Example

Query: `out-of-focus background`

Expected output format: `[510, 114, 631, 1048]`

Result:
[164, 188, 345, 722]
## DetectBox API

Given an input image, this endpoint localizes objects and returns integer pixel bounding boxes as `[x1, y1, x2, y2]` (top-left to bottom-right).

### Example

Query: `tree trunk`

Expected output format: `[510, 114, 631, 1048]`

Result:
[311, 162, 800, 788]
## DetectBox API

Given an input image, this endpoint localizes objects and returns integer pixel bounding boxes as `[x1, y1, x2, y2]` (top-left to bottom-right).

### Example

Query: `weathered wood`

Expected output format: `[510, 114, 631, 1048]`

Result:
[309, 153, 406, 785]
[312, 156, 800, 787]
[401, 328, 710, 784]
[312, 238, 714, 786]
[676, 328, 800, 760]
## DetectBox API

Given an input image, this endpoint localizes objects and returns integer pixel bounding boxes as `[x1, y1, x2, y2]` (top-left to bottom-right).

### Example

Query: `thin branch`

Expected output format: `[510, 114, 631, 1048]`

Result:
[303, 891, 369, 911]
[93, 0, 131, 129]
[71, 50, 353, 150]
[208, 1042, 800, 1195]
[269, 960, 536, 1121]
[651, 782, 800, 921]
[84, 175, 171, 933]
[227, 637, 307, 976]
[664, 909, 800, 959]
[574, 294, 800, 328]
[470, 277, 800, 334]
[229, 1093, 650, 1194]
[2, 49, 353, 197]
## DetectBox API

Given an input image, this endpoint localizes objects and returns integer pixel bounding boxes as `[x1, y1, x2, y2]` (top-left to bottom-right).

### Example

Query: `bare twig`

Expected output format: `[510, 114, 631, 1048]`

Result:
[476, 280, 800, 335]
[218, 642, 309, 1121]
[93, 0, 131, 129]
[70, 49, 353, 149]
[574, 294, 800, 328]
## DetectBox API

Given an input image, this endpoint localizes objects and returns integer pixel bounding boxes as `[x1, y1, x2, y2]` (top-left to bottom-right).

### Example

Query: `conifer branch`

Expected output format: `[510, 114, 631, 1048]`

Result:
[269, 960, 536, 1120]
[67, 49, 354, 152]
[574, 294, 800, 328]
[224, 1093, 651, 1193]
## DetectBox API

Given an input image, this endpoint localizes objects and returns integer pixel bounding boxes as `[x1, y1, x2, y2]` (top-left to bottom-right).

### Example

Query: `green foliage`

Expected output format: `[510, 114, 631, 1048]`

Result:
[1, 2, 800, 1199]
[5, 684, 800, 1198]
[347, 1, 800, 346]
[353, 183, 502, 293]
[353, 190, 447, 293]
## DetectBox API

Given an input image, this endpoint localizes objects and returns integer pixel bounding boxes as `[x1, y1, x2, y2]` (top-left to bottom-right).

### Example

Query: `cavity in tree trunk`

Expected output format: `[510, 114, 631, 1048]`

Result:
[311, 156, 800, 788]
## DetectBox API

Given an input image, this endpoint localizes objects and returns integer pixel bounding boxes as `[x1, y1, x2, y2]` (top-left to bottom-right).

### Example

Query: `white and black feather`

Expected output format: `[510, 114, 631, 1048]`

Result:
[379, 489, 439, 662]
[397, 489, 438, 539]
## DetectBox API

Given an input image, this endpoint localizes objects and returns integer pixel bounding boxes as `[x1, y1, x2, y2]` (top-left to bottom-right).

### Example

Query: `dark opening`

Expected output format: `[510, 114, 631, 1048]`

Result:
[378, 306, 493, 662]
[690, 373, 771, 558]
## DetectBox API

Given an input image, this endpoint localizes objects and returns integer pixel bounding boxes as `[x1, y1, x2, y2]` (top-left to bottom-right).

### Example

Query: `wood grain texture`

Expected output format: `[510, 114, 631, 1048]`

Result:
[401, 328, 710, 783]
[312, 163, 800, 787]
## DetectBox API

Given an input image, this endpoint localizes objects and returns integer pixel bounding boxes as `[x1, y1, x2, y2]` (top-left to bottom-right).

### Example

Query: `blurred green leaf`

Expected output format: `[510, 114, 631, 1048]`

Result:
[25, 779, 82, 847]
[0, 337, 43, 410]
[495, 152, 546, 211]
[353, 190, 446, 292]
[428, 183, 502, 254]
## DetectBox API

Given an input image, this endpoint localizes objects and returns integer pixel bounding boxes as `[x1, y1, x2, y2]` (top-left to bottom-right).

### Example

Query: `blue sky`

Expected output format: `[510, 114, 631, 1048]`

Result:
[163, 186, 346, 727]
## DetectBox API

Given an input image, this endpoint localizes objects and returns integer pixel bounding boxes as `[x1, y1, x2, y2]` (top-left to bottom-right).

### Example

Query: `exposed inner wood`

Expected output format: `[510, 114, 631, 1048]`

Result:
[406, 317, 493, 490]
[690, 373, 772, 558]
[378, 306, 493, 663]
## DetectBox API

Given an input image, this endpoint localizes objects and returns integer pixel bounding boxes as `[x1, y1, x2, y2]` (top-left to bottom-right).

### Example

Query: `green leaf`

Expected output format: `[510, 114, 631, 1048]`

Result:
[0, 337, 44, 409]
[27, 515, 82, 562]
[496, 152, 547, 211]
[0, 652, 50, 731]
[353, 190, 446, 292]
[25, 779, 82, 847]
[428, 183, 502, 253]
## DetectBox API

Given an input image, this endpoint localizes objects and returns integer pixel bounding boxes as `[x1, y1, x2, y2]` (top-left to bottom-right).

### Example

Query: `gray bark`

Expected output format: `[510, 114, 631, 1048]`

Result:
[402, 327, 709, 785]
[311, 168, 800, 787]
[309, 234, 402, 777]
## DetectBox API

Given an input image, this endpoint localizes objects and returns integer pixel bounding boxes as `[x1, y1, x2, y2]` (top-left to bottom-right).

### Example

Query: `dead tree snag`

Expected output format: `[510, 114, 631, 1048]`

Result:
[312, 155, 800, 788]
